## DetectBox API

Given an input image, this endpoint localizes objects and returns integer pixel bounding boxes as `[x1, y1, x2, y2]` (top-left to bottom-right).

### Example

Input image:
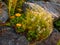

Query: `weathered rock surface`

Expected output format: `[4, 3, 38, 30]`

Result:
[0, 2, 8, 23]
[23, 2, 60, 21]
[0, 26, 29, 45]
[49, 0, 60, 4]
[34, 1, 60, 20]
[27, 0, 60, 3]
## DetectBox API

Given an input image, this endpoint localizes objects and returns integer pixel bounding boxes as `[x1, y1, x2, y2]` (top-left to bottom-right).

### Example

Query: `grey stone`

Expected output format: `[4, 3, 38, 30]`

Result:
[16, 36, 29, 45]
[0, 26, 29, 45]
[0, 2, 8, 23]
[49, 0, 60, 4]
[34, 1, 60, 20]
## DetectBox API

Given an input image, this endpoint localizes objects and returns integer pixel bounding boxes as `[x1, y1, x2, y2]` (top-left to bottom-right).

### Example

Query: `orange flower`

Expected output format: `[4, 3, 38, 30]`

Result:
[15, 13, 21, 17]
[10, 16, 15, 18]
[16, 23, 22, 27]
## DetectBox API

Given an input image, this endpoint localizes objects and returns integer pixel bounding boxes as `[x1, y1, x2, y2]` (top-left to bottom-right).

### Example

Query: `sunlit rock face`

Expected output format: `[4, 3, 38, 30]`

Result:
[0, 2, 8, 23]
[23, 2, 60, 21]
[33, 1, 60, 21]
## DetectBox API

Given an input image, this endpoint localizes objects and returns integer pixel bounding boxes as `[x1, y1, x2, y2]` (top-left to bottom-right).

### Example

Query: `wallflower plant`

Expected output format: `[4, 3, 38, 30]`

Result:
[5, 0, 53, 43]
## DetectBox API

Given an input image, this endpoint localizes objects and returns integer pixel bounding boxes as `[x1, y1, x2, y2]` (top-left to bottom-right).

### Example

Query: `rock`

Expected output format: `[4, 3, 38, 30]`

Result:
[36, 29, 60, 45]
[34, 1, 60, 21]
[26, 0, 34, 2]
[0, 2, 8, 23]
[23, 1, 60, 21]
[0, 26, 29, 45]
[16, 36, 29, 45]
[49, 0, 60, 4]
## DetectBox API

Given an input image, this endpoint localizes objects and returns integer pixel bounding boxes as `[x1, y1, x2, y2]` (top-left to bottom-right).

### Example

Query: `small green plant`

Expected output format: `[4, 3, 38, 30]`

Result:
[6, 7, 53, 42]
[55, 20, 60, 27]
[6, 0, 53, 42]
[8, 0, 18, 15]
[22, 9, 53, 41]
[8, 0, 25, 15]
[5, 13, 25, 33]
[54, 19, 60, 31]
[5, 0, 26, 32]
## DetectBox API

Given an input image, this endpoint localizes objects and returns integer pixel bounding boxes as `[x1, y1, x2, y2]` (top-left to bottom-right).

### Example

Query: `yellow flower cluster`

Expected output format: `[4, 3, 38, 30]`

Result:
[10, 13, 21, 19]
[15, 13, 21, 17]
[16, 23, 22, 27]
[10, 13, 22, 27]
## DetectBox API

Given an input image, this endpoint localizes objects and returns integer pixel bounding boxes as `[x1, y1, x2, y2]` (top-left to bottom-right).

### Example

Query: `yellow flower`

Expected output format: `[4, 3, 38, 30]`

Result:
[16, 23, 22, 27]
[10, 16, 15, 18]
[15, 13, 21, 17]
